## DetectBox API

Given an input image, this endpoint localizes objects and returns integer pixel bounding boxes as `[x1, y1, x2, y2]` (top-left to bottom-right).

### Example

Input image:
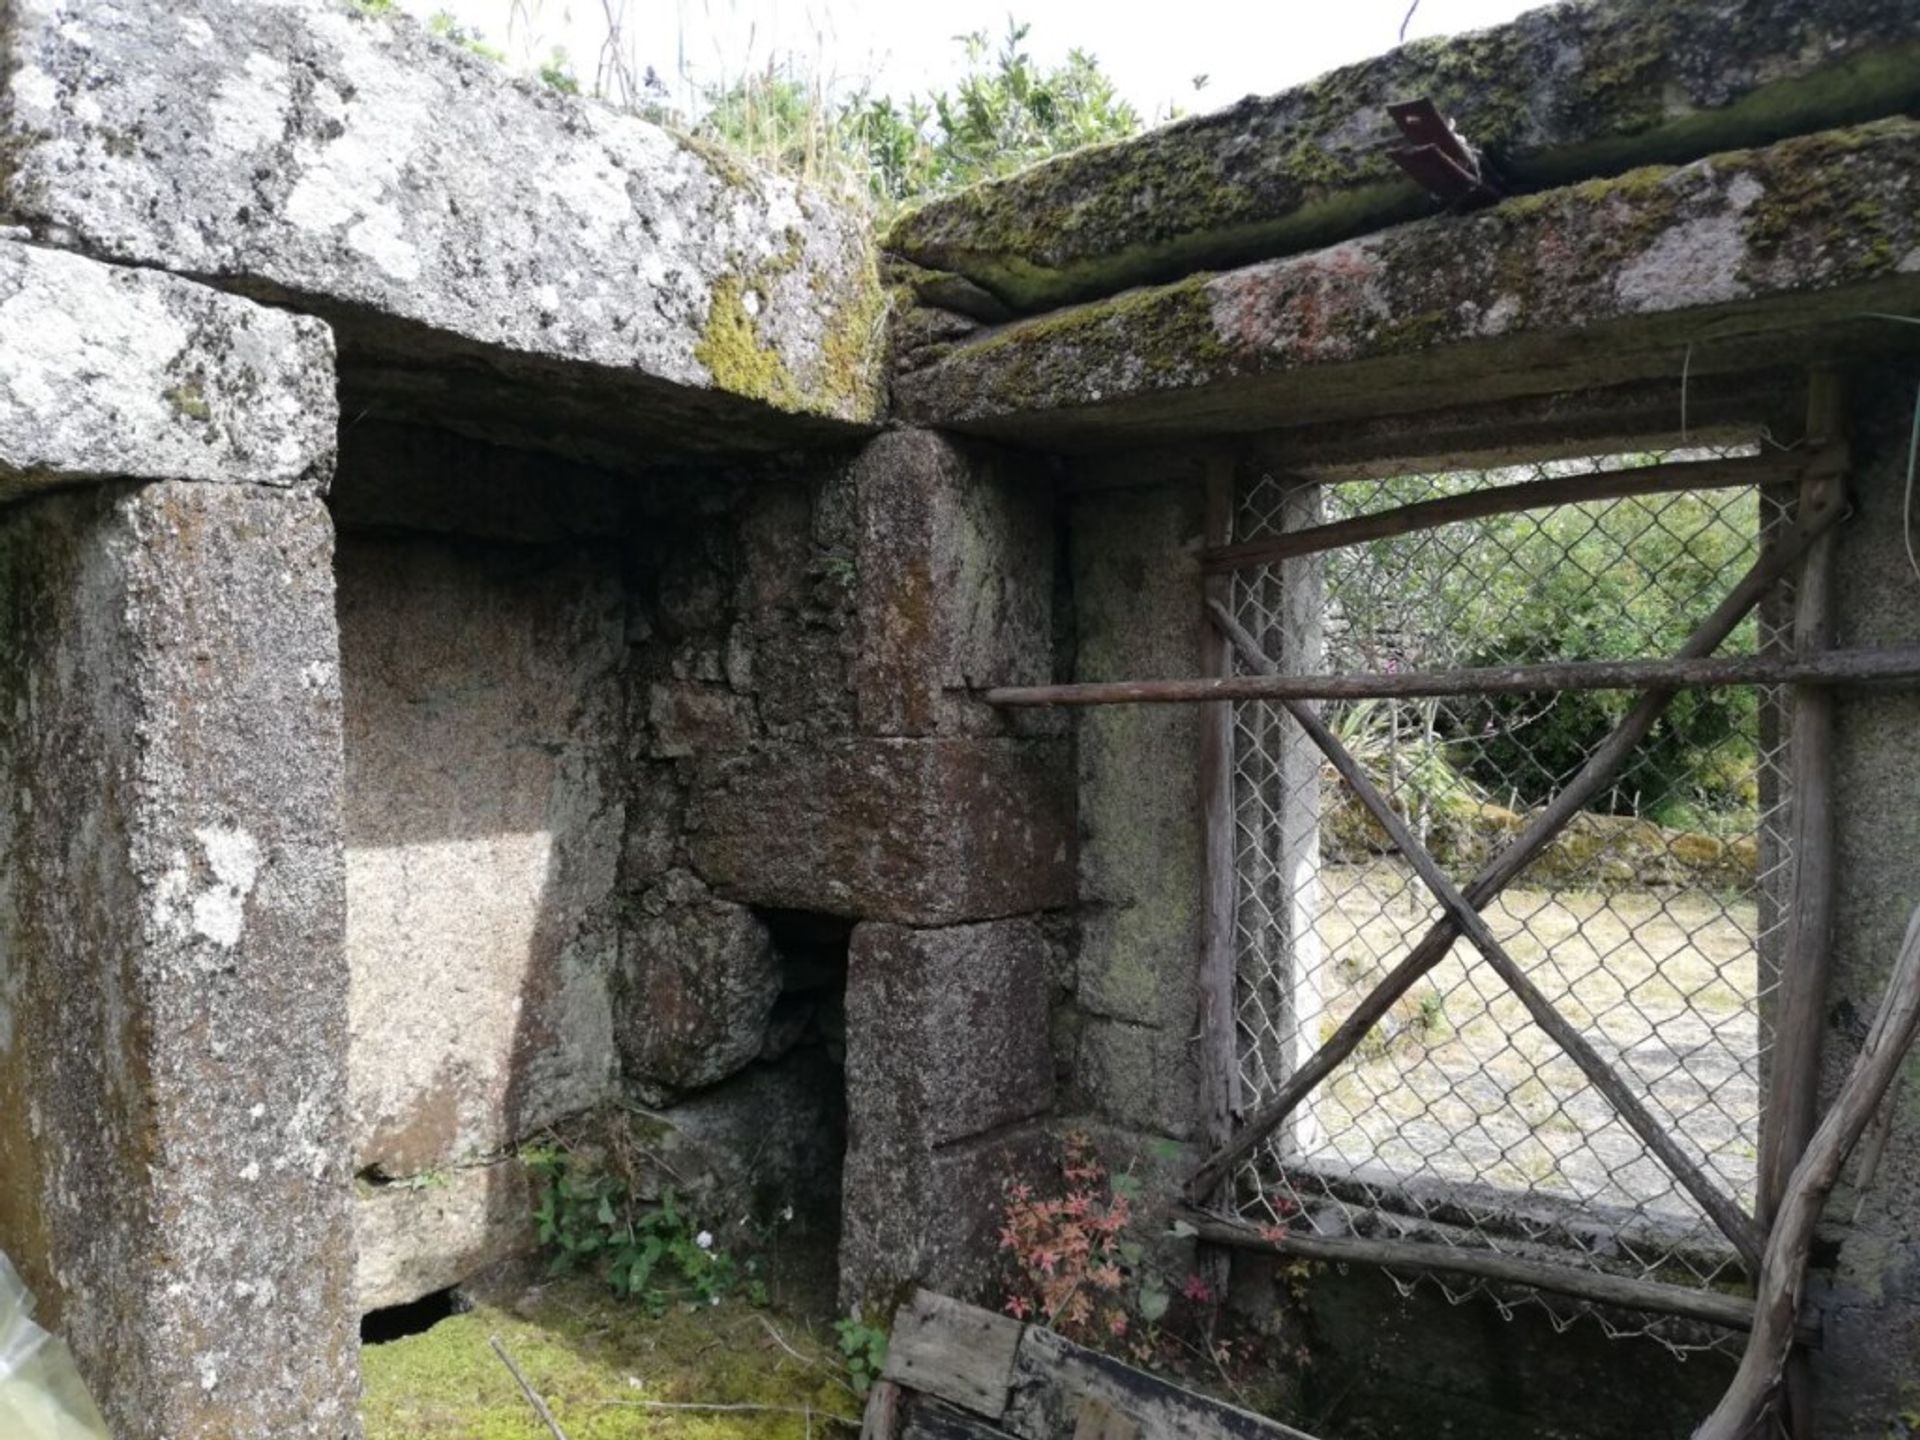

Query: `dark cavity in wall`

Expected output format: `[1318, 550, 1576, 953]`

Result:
[741, 907, 853, 1310]
[360, 1287, 460, 1346]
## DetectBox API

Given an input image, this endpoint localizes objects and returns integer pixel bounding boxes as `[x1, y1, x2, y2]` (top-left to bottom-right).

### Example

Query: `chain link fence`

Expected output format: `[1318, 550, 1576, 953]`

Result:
[1228, 447, 1792, 1351]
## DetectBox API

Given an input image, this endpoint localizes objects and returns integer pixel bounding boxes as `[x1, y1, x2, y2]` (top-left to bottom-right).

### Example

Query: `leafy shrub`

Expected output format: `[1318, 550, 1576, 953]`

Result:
[524, 1147, 753, 1316]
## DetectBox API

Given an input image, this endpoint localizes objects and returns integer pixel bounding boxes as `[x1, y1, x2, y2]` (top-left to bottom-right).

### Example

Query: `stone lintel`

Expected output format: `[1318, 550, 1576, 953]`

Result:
[0, 240, 336, 498]
[1, 0, 885, 460]
[689, 738, 1075, 926]
[895, 121, 1920, 449]
[887, 0, 1920, 312]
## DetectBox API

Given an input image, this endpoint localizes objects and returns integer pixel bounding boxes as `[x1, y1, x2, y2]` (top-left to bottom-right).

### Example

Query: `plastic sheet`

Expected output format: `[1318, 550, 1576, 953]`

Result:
[0, 1252, 110, 1440]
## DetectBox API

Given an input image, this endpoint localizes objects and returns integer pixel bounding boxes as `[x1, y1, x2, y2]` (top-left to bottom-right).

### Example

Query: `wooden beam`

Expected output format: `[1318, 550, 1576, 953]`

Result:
[986, 643, 1920, 709]
[1177, 1210, 1801, 1339]
[1199, 450, 1814, 574]
[1762, 372, 1848, 1440]
[1696, 906, 1920, 1440]
[1197, 461, 1240, 1193]
[882, 1290, 1022, 1420]
[1183, 487, 1847, 1204]
[1761, 380, 1849, 1229]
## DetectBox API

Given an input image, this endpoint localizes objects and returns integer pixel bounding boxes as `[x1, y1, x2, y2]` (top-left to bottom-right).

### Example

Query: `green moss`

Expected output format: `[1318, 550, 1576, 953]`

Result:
[696, 276, 804, 412]
[815, 254, 889, 418]
[885, 7, 1920, 315]
[670, 130, 763, 194]
[360, 1279, 855, 1440]
[1735, 117, 1914, 279]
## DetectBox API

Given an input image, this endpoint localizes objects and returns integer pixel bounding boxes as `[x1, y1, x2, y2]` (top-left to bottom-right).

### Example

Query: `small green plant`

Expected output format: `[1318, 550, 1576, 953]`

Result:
[350, 0, 394, 15]
[538, 48, 580, 95]
[427, 10, 506, 64]
[834, 1313, 889, 1396]
[524, 1147, 744, 1317]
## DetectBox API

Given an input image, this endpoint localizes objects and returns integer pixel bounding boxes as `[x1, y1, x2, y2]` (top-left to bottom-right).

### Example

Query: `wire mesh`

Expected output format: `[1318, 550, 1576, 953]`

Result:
[1227, 447, 1793, 1352]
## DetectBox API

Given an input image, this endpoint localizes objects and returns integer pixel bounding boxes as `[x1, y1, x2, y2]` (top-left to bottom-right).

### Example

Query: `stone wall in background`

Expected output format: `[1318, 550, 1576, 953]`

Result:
[330, 423, 1077, 1317]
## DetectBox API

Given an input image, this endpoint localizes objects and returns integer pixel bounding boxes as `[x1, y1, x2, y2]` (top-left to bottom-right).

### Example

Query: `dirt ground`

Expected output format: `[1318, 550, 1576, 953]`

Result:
[1276, 861, 1760, 1219]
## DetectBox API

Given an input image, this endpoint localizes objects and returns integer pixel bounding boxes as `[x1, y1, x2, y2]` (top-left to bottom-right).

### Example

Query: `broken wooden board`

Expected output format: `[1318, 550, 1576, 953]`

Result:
[869, 1289, 1319, 1440]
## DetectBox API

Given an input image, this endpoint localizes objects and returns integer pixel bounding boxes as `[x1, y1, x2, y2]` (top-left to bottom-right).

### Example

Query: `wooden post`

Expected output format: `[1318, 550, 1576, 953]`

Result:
[1697, 907, 1920, 1440]
[1177, 1209, 1800, 1338]
[984, 644, 1920, 709]
[1759, 370, 1848, 1437]
[1195, 457, 1241, 1293]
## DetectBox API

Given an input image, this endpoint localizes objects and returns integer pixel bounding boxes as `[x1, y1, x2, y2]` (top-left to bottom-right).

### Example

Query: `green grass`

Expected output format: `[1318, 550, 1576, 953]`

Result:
[360, 1279, 858, 1440]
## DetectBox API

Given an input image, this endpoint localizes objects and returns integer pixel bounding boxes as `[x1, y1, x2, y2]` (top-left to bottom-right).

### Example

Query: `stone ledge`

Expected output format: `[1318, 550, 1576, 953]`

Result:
[1, 0, 884, 457]
[886, 0, 1920, 312]
[0, 241, 336, 498]
[895, 120, 1920, 447]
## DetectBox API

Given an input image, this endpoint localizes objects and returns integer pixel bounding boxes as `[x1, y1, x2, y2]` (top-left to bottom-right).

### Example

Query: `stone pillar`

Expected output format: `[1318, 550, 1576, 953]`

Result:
[840, 920, 1056, 1310]
[1807, 362, 1920, 1433]
[694, 428, 1070, 1312]
[1069, 476, 1210, 1141]
[0, 242, 356, 1438]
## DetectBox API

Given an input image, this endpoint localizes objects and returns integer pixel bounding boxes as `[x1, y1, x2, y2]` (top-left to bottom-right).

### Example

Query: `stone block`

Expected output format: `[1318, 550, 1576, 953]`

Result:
[690, 738, 1074, 925]
[356, 1162, 536, 1313]
[895, 121, 1920, 447]
[888, 0, 1920, 311]
[339, 536, 625, 1177]
[854, 430, 1054, 736]
[612, 870, 781, 1093]
[0, 482, 356, 1439]
[1075, 1018, 1201, 1143]
[0, 240, 335, 498]
[841, 1121, 1056, 1317]
[847, 920, 1054, 1150]
[647, 681, 756, 758]
[0, 0, 883, 450]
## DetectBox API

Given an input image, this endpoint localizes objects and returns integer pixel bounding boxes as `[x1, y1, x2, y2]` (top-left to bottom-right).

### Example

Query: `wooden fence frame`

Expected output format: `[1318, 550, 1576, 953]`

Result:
[984, 382, 1920, 1434]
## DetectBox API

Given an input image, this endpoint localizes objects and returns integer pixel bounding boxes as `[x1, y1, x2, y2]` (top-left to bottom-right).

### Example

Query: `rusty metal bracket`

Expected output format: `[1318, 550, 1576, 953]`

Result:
[1387, 98, 1503, 208]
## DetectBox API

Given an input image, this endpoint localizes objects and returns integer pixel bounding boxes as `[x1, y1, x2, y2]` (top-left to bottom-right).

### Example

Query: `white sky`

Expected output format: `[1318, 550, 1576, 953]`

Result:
[397, 0, 1545, 124]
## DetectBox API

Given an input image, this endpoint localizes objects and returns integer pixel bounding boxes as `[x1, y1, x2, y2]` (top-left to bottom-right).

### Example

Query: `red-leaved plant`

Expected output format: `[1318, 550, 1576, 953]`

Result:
[999, 1132, 1153, 1352]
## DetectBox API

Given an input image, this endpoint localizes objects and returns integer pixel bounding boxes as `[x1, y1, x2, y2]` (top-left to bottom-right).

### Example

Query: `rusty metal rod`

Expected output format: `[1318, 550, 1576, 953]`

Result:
[985, 644, 1920, 709]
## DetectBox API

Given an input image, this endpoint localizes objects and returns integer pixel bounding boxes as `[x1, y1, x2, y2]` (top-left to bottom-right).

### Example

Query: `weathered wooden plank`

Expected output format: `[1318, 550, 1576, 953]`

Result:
[1200, 451, 1801, 573]
[883, 1290, 1025, 1420]
[1073, 1396, 1145, 1440]
[863, 1379, 906, 1440]
[900, 1397, 1023, 1440]
[1003, 1326, 1318, 1440]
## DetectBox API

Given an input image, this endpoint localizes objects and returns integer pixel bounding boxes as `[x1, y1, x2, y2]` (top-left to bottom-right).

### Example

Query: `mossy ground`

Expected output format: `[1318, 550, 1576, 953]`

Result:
[360, 1279, 859, 1440]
